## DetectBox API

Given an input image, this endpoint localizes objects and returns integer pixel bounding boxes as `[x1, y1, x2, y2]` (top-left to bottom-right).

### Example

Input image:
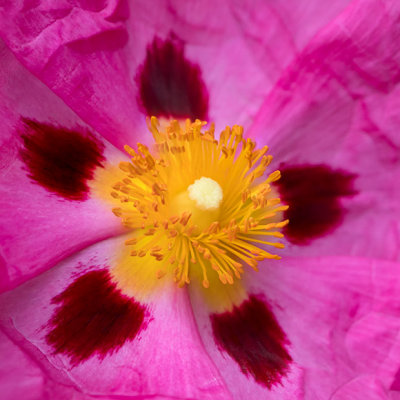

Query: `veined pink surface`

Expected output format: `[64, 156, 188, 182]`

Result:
[1, 1, 400, 399]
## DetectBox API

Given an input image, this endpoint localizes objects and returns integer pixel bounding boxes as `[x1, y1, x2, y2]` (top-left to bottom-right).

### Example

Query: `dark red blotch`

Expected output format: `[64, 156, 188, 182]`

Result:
[19, 119, 105, 201]
[274, 164, 357, 245]
[136, 35, 209, 121]
[46, 269, 147, 365]
[211, 295, 292, 388]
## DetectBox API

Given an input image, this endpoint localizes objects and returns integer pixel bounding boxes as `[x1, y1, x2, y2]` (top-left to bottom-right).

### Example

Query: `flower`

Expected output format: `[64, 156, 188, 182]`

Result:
[1, 1, 400, 399]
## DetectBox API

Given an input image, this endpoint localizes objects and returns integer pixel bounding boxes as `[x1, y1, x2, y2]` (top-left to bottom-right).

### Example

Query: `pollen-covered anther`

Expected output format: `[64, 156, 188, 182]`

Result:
[110, 117, 288, 288]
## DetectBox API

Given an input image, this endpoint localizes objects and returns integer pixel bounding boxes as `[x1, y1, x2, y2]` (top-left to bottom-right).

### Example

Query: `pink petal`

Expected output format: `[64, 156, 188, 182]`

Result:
[190, 256, 400, 398]
[0, 329, 192, 400]
[249, 0, 400, 155]
[0, 235, 231, 399]
[0, 1, 272, 145]
[0, 42, 125, 291]
[130, 0, 273, 128]
[0, 2, 146, 150]
[230, 0, 351, 84]
[0, 327, 103, 400]
[257, 256, 400, 398]
[247, 0, 400, 260]
[331, 376, 389, 400]
[189, 290, 302, 399]
[0, 329, 44, 400]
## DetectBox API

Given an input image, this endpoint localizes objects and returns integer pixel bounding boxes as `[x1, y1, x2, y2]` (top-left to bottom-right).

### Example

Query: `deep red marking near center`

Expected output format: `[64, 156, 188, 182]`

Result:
[211, 295, 292, 388]
[274, 164, 357, 245]
[19, 119, 105, 201]
[46, 269, 147, 365]
[136, 35, 209, 121]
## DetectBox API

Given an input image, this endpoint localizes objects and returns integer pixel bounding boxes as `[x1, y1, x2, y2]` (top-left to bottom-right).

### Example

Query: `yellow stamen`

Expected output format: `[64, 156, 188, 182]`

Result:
[110, 117, 288, 289]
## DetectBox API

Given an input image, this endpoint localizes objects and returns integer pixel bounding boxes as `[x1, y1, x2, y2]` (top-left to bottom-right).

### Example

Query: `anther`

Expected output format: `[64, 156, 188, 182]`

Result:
[112, 117, 287, 289]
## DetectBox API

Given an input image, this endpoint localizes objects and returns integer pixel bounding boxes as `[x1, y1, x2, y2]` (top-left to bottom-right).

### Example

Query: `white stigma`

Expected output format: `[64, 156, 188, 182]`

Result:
[187, 177, 223, 210]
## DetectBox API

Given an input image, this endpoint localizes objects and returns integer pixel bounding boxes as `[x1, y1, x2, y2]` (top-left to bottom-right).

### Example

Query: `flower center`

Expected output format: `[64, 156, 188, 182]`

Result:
[169, 177, 222, 232]
[110, 117, 288, 288]
[188, 177, 223, 210]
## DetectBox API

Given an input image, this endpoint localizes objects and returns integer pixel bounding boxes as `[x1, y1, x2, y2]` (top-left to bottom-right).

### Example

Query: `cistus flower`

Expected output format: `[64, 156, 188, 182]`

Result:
[1, 1, 400, 399]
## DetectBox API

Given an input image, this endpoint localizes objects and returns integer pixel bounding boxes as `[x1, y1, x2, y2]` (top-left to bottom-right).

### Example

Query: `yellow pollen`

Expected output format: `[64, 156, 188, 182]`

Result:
[110, 117, 288, 289]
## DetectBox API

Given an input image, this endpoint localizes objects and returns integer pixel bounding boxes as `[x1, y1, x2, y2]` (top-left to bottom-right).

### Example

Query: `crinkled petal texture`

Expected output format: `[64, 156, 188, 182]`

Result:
[1, 1, 400, 400]
[0, 236, 231, 400]
[0, 1, 144, 150]
[0, 0, 277, 149]
[248, 0, 400, 261]
[190, 257, 400, 399]
[230, 0, 351, 83]
[0, 42, 128, 292]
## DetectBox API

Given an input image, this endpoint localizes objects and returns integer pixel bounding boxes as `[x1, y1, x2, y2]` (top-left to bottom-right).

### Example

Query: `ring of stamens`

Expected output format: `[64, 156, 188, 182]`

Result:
[110, 117, 288, 288]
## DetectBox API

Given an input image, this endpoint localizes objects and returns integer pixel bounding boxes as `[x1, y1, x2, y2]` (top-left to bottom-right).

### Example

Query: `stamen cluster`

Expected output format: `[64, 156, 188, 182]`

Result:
[110, 117, 288, 288]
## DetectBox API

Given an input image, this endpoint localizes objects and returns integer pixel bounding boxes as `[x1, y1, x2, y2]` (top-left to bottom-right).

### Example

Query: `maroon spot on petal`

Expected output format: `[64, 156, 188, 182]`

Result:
[136, 35, 209, 121]
[211, 295, 292, 388]
[46, 269, 148, 365]
[19, 119, 105, 201]
[274, 164, 357, 245]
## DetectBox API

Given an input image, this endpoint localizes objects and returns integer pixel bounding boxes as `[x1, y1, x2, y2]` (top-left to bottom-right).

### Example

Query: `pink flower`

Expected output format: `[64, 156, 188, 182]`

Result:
[1, 1, 400, 399]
